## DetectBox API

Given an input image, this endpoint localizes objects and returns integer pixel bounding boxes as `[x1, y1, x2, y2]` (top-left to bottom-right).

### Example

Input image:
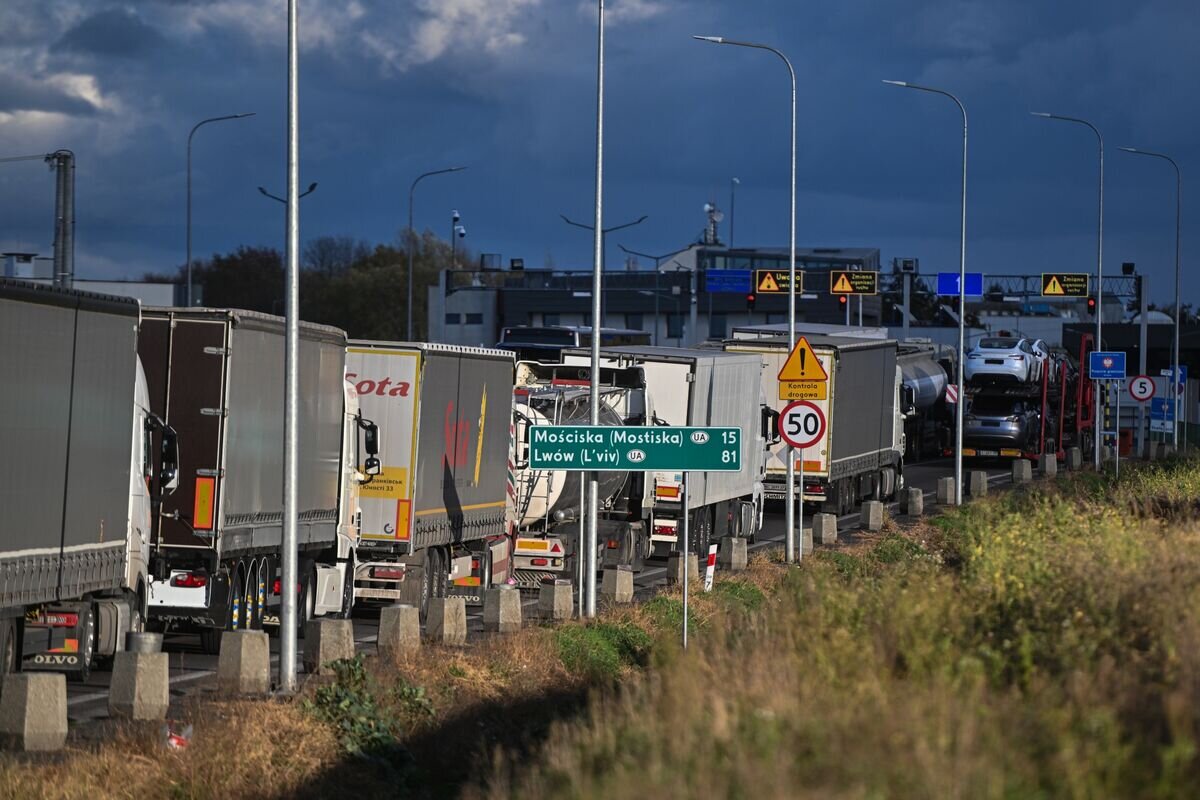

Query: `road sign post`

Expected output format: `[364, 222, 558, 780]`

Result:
[1089, 352, 1127, 473]
[776, 338, 829, 563]
[681, 472, 689, 649]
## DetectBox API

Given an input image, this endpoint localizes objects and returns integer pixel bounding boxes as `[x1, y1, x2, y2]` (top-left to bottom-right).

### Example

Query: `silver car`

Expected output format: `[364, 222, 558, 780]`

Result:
[963, 396, 1040, 450]
[965, 337, 1040, 385]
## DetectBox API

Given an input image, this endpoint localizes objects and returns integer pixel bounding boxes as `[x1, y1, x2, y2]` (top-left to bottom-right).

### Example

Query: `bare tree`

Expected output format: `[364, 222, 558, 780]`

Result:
[303, 235, 370, 276]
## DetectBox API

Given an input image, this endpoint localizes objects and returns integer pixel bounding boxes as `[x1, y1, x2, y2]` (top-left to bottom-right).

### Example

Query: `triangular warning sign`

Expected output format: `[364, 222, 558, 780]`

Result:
[833, 273, 853, 293]
[778, 336, 829, 381]
[758, 272, 780, 292]
[1044, 276, 1064, 295]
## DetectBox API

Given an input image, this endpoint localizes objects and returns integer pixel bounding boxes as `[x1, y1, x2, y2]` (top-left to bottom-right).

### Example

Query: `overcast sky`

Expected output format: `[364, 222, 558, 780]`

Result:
[0, 0, 1195, 304]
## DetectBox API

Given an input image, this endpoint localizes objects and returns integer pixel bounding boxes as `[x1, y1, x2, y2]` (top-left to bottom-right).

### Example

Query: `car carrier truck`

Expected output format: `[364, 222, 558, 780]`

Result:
[345, 342, 515, 619]
[562, 346, 773, 555]
[724, 335, 907, 515]
[139, 308, 378, 653]
[0, 279, 179, 680]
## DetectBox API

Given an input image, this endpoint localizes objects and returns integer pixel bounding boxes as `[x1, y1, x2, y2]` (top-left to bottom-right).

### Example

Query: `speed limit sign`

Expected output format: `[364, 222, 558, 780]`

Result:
[1129, 374, 1155, 403]
[779, 400, 826, 449]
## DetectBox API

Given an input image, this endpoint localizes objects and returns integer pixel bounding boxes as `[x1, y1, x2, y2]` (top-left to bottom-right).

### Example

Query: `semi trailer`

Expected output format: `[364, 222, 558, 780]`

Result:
[139, 308, 378, 653]
[0, 279, 179, 680]
[724, 335, 907, 515]
[345, 342, 516, 619]
[562, 346, 774, 555]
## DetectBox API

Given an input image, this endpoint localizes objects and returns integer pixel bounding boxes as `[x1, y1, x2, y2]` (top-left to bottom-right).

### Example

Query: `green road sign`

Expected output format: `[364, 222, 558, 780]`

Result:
[529, 426, 741, 472]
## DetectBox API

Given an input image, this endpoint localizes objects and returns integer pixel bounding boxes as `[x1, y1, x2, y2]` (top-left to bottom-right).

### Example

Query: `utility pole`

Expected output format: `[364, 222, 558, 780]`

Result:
[47, 150, 75, 289]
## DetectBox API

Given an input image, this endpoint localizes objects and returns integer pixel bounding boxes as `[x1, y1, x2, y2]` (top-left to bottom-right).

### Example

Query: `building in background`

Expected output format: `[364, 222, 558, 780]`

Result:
[3, 252, 188, 306]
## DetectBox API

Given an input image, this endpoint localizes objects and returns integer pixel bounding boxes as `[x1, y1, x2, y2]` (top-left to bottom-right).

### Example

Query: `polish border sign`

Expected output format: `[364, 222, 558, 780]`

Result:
[777, 336, 829, 401]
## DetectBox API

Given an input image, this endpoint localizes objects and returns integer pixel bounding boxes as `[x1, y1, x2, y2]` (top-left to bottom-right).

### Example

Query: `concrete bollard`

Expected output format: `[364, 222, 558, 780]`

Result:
[539, 580, 573, 621]
[600, 567, 634, 605]
[378, 604, 421, 658]
[126, 631, 163, 654]
[217, 630, 270, 696]
[0, 673, 67, 752]
[717, 537, 748, 571]
[901, 487, 924, 517]
[813, 513, 838, 545]
[109, 650, 169, 720]
[666, 553, 700, 587]
[303, 618, 355, 675]
[1039, 453, 1058, 477]
[936, 477, 955, 505]
[426, 597, 467, 645]
[1011, 460, 1033, 485]
[1164, 445, 1176, 458]
[861, 501, 884, 531]
[801, 525, 814, 555]
[969, 471, 988, 498]
[483, 586, 523, 632]
[1101, 445, 1114, 462]
[1066, 446, 1083, 470]
[1148, 442, 1162, 460]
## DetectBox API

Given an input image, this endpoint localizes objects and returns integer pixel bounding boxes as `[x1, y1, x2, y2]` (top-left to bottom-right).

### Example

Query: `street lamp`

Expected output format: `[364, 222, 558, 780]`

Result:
[258, 182, 317, 204]
[884, 80, 968, 506]
[1031, 112, 1104, 469]
[694, 34, 799, 562]
[1121, 146, 1183, 449]
[187, 113, 255, 307]
[729, 177, 740, 248]
[562, 213, 648, 273]
[407, 166, 466, 340]
[619, 243, 676, 345]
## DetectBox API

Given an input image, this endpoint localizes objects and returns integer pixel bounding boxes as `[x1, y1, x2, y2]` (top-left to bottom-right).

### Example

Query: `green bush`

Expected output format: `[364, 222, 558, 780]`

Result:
[712, 579, 766, 612]
[555, 621, 653, 680]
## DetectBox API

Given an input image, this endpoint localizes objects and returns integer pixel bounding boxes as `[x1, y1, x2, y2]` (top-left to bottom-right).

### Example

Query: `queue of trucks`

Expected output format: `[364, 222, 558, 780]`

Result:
[6, 280, 1086, 681]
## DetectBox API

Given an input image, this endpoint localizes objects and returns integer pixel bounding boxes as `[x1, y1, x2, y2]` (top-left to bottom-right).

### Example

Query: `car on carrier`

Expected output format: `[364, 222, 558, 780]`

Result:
[965, 337, 1041, 386]
[963, 395, 1040, 449]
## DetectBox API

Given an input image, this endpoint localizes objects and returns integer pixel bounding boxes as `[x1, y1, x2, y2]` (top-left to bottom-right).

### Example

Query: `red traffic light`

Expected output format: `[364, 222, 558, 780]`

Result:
[1087, 296, 1097, 314]
[838, 295, 848, 306]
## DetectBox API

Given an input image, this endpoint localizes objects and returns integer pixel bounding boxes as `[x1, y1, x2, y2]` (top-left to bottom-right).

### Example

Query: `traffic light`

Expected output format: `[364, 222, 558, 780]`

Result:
[838, 295, 848, 308]
[746, 293, 756, 311]
[1086, 296, 1097, 316]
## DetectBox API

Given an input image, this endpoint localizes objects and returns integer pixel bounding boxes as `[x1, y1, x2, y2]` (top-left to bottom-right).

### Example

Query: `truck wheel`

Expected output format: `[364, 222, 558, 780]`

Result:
[433, 547, 448, 599]
[0, 619, 18, 676]
[476, 545, 493, 591]
[69, 604, 96, 684]
[691, 508, 713, 558]
[297, 566, 317, 637]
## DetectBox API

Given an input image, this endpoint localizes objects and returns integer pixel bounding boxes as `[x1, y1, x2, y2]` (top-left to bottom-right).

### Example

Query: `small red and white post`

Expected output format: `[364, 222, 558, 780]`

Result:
[704, 544, 718, 591]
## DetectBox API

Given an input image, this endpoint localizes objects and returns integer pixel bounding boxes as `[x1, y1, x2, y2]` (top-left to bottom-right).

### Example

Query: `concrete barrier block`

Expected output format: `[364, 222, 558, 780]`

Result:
[217, 630, 271, 696]
[901, 487, 924, 517]
[539, 579, 573, 620]
[426, 597, 467, 645]
[1011, 460, 1033, 484]
[378, 604, 421, 658]
[861, 501, 884, 531]
[1147, 442, 1162, 460]
[109, 651, 169, 720]
[666, 553, 700, 587]
[717, 537, 748, 571]
[126, 631, 163, 654]
[1101, 445, 1114, 462]
[968, 470, 988, 498]
[813, 513, 838, 545]
[801, 525, 814, 555]
[1164, 445, 1177, 458]
[0, 673, 67, 752]
[483, 586, 523, 632]
[1066, 446, 1083, 470]
[1039, 453, 1058, 477]
[936, 477, 955, 505]
[303, 618, 355, 675]
[600, 567, 634, 605]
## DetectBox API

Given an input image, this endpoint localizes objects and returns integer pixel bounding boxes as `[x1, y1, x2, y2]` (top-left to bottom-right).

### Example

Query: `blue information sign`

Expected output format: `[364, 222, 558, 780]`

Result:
[936, 272, 984, 297]
[705, 269, 752, 294]
[1160, 365, 1188, 390]
[1089, 351, 1127, 380]
[1150, 397, 1175, 421]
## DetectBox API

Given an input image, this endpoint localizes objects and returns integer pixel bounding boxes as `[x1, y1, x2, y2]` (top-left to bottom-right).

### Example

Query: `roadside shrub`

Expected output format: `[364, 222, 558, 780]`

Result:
[554, 621, 652, 680]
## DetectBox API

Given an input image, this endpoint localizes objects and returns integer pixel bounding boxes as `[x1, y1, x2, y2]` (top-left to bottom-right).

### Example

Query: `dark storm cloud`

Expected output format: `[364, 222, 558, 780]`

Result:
[57, 8, 165, 59]
[0, 72, 98, 115]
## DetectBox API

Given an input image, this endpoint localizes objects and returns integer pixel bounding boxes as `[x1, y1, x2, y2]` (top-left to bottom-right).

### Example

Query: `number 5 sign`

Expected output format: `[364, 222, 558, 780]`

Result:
[1129, 375, 1155, 403]
[779, 400, 826, 449]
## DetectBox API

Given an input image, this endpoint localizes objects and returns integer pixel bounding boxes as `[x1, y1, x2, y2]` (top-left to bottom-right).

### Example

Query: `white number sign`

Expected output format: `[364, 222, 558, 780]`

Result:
[779, 400, 826, 450]
[1129, 375, 1155, 403]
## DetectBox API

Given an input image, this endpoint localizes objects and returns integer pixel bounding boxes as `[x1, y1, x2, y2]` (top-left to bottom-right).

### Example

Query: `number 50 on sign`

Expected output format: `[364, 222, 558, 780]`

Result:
[779, 400, 826, 450]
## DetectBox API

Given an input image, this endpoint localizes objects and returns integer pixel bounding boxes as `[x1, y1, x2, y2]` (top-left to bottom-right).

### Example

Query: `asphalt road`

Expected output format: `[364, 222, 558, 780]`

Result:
[63, 456, 1013, 726]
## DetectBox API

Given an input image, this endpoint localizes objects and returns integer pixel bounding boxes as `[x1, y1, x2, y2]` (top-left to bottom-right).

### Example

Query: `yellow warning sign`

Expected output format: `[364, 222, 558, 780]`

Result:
[779, 381, 827, 401]
[759, 271, 779, 292]
[1044, 276, 1064, 295]
[833, 273, 853, 292]
[754, 269, 800, 293]
[778, 336, 829, 382]
[828, 270, 879, 294]
[1040, 272, 1089, 297]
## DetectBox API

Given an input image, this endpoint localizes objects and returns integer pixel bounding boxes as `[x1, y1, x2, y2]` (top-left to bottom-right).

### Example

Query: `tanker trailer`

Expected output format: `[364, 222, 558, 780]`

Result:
[897, 343, 953, 460]
[510, 361, 652, 588]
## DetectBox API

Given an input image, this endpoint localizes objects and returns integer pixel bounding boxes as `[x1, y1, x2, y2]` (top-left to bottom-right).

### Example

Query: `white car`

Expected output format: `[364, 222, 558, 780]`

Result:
[965, 337, 1041, 386]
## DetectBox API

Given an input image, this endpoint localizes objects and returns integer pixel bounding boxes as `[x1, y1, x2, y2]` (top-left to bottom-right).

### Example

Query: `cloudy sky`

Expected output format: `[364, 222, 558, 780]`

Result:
[0, 0, 1195, 303]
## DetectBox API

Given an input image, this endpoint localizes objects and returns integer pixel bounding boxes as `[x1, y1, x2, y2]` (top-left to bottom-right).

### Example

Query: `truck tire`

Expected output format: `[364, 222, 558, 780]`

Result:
[690, 507, 714, 558]
[0, 619, 18, 677]
[69, 604, 96, 684]
[432, 547, 448, 599]
[297, 565, 317, 638]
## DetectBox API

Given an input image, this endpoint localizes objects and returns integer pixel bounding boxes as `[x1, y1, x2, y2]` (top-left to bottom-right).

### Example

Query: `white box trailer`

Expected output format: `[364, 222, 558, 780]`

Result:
[346, 342, 515, 618]
[0, 279, 179, 679]
[562, 346, 772, 554]
[724, 335, 905, 515]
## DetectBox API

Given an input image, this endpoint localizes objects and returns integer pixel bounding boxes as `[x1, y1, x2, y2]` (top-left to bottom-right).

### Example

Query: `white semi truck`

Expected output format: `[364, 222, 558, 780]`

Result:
[139, 308, 379, 652]
[345, 342, 516, 619]
[0, 280, 180, 680]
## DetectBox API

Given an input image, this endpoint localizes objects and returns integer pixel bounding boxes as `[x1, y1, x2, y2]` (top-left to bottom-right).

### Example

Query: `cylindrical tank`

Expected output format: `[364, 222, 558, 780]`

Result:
[899, 350, 949, 410]
[514, 390, 629, 528]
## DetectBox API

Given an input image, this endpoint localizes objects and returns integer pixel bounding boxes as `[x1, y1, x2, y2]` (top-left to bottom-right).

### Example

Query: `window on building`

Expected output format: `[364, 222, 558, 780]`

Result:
[543, 313, 561, 327]
[465, 313, 484, 325]
[445, 313, 462, 325]
[666, 314, 684, 340]
[708, 313, 727, 340]
[626, 313, 643, 331]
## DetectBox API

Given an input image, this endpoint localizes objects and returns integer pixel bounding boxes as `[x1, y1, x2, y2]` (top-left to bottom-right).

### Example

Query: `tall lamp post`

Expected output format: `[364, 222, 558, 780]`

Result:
[693, 35, 798, 561]
[884, 80, 968, 506]
[187, 112, 255, 307]
[730, 176, 740, 248]
[1031, 112, 1104, 469]
[407, 166, 466, 341]
[1121, 146, 1183, 449]
[619, 243, 676, 345]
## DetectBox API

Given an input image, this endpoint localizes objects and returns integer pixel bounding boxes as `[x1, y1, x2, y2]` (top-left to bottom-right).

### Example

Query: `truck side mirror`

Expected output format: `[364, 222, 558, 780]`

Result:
[513, 410, 532, 469]
[363, 455, 382, 477]
[761, 406, 781, 445]
[360, 418, 380, 456]
[160, 426, 180, 494]
[901, 386, 917, 417]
